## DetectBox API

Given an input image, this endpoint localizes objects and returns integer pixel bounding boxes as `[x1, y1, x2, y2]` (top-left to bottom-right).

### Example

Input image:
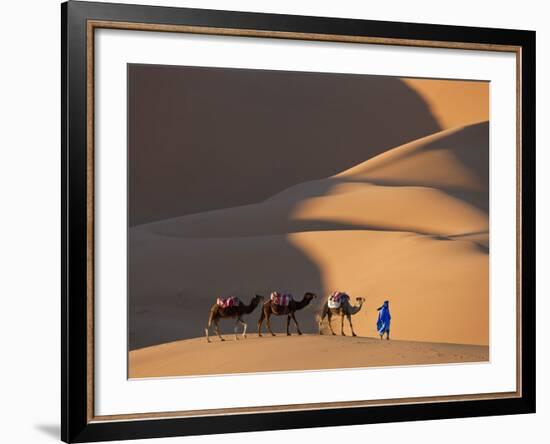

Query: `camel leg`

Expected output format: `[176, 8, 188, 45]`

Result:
[291, 312, 302, 335]
[327, 311, 336, 335]
[257, 309, 266, 337]
[234, 318, 240, 341]
[205, 326, 210, 343]
[236, 317, 247, 339]
[286, 315, 292, 336]
[347, 314, 357, 337]
[205, 311, 214, 343]
[215, 318, 224, 341]
[340, 314, 346, 336]
[266, 312, 275, 336]
[205, 322, 211, 344]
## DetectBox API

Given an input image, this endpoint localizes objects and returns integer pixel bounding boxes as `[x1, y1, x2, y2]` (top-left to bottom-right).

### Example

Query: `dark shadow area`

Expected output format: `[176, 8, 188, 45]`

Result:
[472, 243, 489, 254]
[446, 230, 490, 253]
[34, 424, 59, 440]
[128, 230, 325, 350]
[427, 232, 489, 253]
[129, 64, 441, 226]
[150, 216, 458, 239]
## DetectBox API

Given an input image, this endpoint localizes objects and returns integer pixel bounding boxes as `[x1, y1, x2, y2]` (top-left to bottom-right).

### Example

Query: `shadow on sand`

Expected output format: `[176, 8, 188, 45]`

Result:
[129, 67, 441, 226]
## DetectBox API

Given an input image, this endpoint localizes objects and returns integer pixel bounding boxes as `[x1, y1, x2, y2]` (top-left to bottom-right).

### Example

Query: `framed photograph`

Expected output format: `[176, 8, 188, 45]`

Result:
[62, 1, 535, 442]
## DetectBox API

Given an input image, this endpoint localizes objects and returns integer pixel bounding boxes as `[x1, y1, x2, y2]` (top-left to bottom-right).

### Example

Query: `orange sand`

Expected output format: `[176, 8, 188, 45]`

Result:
[129, 335, 489, 378]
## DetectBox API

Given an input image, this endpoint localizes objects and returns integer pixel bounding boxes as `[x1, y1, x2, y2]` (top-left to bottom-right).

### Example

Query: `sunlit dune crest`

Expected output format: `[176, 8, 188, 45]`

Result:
[290, 183, 487, 236]
[402, 78, 489, 129]
[334, 122, 489, 193]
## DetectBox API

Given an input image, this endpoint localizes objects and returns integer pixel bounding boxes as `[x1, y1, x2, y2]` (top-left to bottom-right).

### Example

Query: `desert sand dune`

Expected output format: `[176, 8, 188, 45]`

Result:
[129, 122, 489, 355]
[136, 122, 488, 240]
[129, 335, 489, 378]
[130, 229, 323, 349]
[131, 226, 489, 349]
[130, 69, 488, 226]
[130, 228, 487, 350]
[128, 73, 490, 377]
[137, 183, 486, 240]
[335, 122, 488, 190]
[130, 67, 447, 226]
[291, 230, 488, 344]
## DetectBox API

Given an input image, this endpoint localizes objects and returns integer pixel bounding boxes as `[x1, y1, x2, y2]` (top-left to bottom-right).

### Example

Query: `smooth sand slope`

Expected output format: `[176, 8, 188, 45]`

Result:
[129, 122, 489, 352]
[129, 335, 489, 378]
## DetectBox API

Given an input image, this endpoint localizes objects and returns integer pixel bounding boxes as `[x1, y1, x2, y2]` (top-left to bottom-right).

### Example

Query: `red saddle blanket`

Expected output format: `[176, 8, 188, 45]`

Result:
[216, 296, 240, 308]
[328, 291, 349, 308]
[270, 292, 293, 306]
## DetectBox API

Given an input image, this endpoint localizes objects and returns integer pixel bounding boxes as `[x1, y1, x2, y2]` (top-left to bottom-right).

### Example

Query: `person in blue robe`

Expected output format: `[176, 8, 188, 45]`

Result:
[377, 300, 391, 340]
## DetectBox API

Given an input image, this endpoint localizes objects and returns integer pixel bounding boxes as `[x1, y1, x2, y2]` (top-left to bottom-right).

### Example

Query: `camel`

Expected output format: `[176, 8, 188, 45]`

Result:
[205, 294, 264, 343]
[318, 295, 365, 336]
[257, 292, 316, 337]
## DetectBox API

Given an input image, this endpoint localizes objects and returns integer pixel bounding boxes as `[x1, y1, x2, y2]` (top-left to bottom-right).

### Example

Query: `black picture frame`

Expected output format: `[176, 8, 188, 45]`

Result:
[62, 1, 536, 442]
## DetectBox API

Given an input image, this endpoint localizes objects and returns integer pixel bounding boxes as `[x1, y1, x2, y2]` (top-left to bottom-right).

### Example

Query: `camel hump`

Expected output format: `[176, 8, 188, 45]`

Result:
[270, 291, 293, 306]
[328, 291, 349, 308]
[216, 296, 240, 308]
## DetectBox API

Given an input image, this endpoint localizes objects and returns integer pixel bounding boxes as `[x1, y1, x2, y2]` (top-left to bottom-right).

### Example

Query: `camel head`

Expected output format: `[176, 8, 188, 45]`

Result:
[304, 292, 317, 301]
[252, 294, 264, 304]
[348, 296, 365, 315]
[243, 294, 264, 314]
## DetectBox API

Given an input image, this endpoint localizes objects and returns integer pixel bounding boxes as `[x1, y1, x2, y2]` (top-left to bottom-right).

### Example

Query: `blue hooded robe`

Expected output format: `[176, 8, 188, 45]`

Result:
[377, 301, 391, 334]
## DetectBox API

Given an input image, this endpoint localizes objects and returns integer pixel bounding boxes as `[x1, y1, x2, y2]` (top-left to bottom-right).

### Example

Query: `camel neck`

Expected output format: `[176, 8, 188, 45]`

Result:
[350, 302, 363, 314]
[296, 297, 312, 309]
[245, 299, 259, 314]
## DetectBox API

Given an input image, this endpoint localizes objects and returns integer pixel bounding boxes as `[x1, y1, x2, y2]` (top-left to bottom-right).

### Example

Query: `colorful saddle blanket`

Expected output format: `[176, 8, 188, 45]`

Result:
[328, 291, 349, 308]
[270, 292, 293, 306]
[216, 296, 240, 308]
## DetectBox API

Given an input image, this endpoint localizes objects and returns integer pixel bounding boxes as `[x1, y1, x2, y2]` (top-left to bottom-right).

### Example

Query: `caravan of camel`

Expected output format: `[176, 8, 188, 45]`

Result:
[205, 291, 365, 343]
